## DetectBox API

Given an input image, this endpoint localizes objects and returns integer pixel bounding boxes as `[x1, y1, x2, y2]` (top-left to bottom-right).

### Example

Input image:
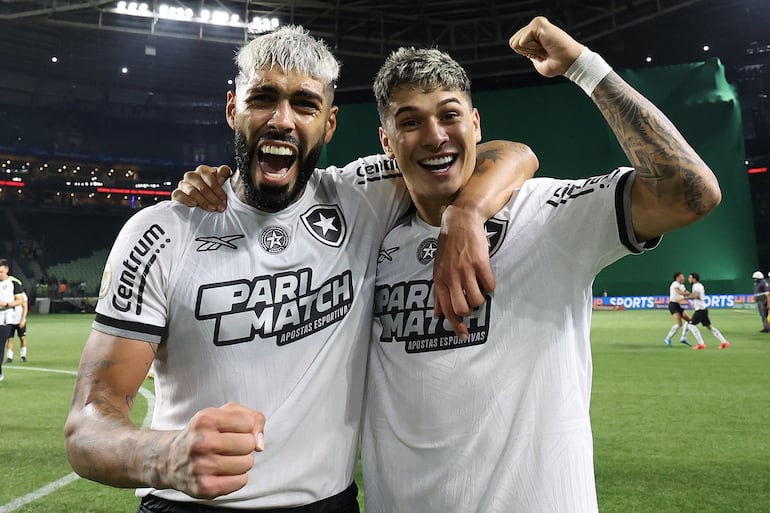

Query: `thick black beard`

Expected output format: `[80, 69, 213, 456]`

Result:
[233, 130, 323, 212]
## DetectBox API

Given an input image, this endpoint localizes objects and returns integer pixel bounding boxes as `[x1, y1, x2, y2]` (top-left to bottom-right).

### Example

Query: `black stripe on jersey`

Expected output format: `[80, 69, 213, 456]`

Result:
[94, 313, 166, 337]
[614, 170, 641, 254]
[615, 170, 661, 254]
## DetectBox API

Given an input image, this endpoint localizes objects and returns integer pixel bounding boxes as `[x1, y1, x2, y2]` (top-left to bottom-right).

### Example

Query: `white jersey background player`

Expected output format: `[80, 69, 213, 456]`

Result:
[0, 260, 24, 381]
[64, 25, 537, 512]
[361, 17, 721, 513]
[683, 272, 731, 350]
[669, 276, 688, 304]
[663, 272, 692, 347]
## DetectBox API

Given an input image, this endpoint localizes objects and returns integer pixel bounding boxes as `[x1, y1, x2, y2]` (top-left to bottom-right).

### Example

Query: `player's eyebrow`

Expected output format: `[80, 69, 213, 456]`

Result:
[246, 84, 325, 105]
[394, 96, 463, 118]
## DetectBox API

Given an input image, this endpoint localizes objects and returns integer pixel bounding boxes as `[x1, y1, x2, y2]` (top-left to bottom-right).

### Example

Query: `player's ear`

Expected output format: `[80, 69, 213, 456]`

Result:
[379, 127, 395, 159]
[226, 91, 237, 129]
[323, 105, 339, 144]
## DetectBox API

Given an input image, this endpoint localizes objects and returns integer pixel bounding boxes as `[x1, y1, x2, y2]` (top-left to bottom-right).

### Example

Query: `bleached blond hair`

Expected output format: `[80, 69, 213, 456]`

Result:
[235, 25, 340, 99]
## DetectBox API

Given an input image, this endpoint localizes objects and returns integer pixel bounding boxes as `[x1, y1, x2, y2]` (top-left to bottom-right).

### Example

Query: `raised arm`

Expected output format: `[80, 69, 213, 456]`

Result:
[433, 140, 538, 336]
[592, 73, 720, 241]
[64, 330, 265, 499]
[509, 16, 721, 242]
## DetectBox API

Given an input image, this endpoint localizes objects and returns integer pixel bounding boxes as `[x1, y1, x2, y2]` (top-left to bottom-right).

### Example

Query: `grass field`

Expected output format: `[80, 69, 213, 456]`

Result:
[1, 309, 769, 513]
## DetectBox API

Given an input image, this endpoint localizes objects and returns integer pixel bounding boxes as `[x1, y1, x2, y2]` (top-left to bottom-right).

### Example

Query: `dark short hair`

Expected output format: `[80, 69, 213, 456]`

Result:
[373, 47, 471, 125]
[0, 258, 8, 268]
[673, 272, 683, 280]
[690, 272, 700, 282]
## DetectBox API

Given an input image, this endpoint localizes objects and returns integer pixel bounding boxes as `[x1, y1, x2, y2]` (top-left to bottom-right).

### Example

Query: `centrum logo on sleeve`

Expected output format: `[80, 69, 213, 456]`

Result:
[374, 279, 491, 353]
[111, 223, 169, 315]
[355, 157, 401, 184]
[195, 268, 354, 346]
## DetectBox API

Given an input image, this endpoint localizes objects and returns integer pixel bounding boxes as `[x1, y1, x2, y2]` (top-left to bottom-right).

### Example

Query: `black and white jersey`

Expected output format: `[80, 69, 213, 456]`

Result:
[0, 277, 23, 325]
[7, 291, 27, 324]
[364, 168, 657, 513]
[94, 155, 408, 508]
[690, 282, 707, 311]
[669, 280, 687, 303]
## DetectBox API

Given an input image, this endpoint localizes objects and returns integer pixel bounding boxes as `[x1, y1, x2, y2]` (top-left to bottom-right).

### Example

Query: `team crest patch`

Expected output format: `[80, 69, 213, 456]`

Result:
[484, 218, 508, 257]
[416, 238, 438, 265]
[300, 204, 346, 247]
[259, 226, 290, 253]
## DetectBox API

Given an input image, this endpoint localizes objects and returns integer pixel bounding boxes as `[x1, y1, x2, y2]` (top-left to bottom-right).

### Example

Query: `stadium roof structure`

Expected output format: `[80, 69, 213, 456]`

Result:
[1, 0, 769, 108]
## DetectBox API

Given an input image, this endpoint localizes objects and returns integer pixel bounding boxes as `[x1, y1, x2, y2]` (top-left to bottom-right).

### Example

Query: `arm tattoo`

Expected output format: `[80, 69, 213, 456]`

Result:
[476, 147, 504, 167]
[475, 143, 530, 172]
[591, 72, 713, 215]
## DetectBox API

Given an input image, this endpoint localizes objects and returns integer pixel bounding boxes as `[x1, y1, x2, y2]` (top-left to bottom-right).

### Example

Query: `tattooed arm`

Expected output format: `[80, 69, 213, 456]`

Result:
[509, 16, 721, 242]
[433, 140, 539, 336]
[64, 330, 265, 499]
[591, 74, 720, 240]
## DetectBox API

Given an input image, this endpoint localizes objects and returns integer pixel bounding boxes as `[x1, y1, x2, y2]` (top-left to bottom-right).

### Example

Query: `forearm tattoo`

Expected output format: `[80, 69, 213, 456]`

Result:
[592, 72, 713, 215]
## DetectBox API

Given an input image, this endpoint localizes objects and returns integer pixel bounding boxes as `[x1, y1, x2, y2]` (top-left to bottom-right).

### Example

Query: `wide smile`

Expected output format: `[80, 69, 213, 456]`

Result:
[256, 142, 298, 182]
[418, 154, 457, 174]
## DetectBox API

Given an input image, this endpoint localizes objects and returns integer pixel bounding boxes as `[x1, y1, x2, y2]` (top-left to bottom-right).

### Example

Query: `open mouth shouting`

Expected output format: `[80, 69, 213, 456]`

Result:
[257, 142, 298, 184]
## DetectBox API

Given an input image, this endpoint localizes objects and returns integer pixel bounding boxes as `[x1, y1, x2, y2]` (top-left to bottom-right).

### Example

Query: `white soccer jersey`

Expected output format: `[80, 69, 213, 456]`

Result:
[93, 155, 409, 508]
[7, 291, 27, 324]
[0, 277, 22, 325]
[669, 280, 687, 303]
[364, 168, 658, 513]
[691, 282, 707, 310]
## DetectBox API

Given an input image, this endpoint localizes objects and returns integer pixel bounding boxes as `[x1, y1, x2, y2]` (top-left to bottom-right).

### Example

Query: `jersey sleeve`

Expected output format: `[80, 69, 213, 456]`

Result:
[93, 202, 187, 343]
[525, 167, 660, 276]
[325, 154, 411, 234]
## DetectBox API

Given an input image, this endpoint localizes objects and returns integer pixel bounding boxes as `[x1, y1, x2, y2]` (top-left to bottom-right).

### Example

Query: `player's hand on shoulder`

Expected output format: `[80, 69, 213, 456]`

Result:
[172, 165, 231, 212]
[164, 402, 265, 499]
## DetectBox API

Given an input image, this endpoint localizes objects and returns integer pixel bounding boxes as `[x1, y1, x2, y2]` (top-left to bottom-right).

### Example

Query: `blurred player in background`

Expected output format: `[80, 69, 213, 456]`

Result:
[663, 271, 692, 347]
[752, 270, 769, 333]
[5, 276, 29, 362]
[0, 259, 24, 381]
[684, 272, 731, 350]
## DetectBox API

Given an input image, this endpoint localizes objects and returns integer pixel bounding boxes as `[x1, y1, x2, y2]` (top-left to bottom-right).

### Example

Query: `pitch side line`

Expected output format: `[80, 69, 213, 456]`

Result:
[0, 366, 155, 513]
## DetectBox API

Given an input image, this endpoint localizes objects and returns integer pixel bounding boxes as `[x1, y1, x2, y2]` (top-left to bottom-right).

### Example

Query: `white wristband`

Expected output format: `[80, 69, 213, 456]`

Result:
[564, 47, 612, 96]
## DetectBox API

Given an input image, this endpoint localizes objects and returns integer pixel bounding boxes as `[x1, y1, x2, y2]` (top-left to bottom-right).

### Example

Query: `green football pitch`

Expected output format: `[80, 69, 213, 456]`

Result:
[1, 310, 769, 512]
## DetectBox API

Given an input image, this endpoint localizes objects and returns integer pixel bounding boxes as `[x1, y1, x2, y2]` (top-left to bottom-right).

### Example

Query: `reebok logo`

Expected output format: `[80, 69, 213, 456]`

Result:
[196, 235, 245, 251]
